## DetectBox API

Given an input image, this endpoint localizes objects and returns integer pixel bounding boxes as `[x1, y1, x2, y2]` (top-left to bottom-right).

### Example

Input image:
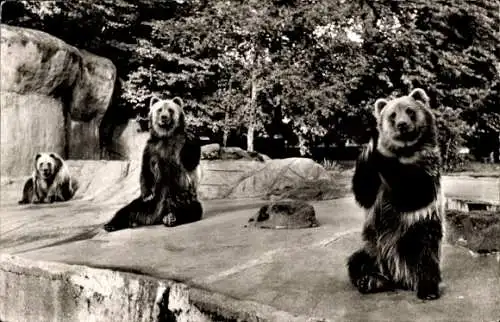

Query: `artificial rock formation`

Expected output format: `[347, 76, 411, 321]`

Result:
[0, 24, 116, 176]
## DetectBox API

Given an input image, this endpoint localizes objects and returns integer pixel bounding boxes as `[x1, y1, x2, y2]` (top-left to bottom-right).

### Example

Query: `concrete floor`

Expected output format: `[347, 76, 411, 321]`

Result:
[0, 175, 499, 321]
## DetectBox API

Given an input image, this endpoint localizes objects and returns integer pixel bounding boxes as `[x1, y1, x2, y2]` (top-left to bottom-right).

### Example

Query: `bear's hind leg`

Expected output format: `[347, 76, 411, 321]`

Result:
[104, 197, 149, 232]
[18, 178, 34, 204]
[180, 200, 203, 224]
[400, 220, 442, 300]
[163, 200, 203, 227]
[348, 249, 394, 294]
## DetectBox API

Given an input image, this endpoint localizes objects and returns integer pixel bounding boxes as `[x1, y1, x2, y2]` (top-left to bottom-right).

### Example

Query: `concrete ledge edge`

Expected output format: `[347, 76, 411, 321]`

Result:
[0, 254, 330, 322]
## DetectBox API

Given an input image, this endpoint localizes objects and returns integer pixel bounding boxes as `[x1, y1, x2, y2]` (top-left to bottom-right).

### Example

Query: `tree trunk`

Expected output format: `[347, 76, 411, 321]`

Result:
[223, 76, 233, 148]
[247, 125, 254, 152]
[223, 105, 230, 147]
[494, 132, 500, 163]
[247, 71, 257, 152]
[223, 127, 229, 147]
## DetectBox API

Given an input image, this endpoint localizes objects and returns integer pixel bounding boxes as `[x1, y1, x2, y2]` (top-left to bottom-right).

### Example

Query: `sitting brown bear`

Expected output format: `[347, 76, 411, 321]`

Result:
[104, 96, 202, 232]
[19, 152, 75, 204]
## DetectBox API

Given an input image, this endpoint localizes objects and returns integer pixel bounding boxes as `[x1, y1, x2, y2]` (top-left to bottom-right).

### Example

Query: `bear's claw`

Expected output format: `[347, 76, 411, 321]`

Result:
[163, 213, 177, 227]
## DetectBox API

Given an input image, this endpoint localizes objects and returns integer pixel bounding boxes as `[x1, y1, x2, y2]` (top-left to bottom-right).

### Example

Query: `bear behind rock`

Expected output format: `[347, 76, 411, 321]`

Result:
[348, 88, 444, 300]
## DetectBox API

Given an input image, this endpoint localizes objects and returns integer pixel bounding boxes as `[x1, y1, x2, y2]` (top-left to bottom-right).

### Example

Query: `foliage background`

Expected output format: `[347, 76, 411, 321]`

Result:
[2, 0, 499, 169]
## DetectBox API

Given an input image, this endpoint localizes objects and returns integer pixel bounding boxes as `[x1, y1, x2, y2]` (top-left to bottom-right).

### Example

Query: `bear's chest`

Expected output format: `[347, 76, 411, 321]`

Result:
[147, 136, 185, 162]
[35, 176, 51, 194]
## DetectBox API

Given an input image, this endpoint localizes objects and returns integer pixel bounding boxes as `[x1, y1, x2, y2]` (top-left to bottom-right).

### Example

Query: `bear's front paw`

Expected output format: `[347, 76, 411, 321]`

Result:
[356, 274, 393, 294]
[104, 220, 130, 232]
[163, 213, 177, 227]
[417, 281, 440, 300]
[356, 276, 372, 293]
[360, 140, 376, 161]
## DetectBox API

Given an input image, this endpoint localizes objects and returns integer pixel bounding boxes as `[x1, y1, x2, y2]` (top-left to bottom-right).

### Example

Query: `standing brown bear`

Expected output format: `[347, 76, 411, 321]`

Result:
[104, 96, 202, 232]
[348, 88, 444, 300]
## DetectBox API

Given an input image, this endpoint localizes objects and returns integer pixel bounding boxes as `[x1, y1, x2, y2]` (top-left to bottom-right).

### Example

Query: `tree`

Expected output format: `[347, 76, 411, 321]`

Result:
[351, 0, 500, 168]
[3, 0, 498, 166]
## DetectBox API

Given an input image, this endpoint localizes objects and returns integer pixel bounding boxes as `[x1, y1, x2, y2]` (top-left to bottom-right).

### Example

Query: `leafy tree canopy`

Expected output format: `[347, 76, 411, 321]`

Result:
[2, 0, 498, 166]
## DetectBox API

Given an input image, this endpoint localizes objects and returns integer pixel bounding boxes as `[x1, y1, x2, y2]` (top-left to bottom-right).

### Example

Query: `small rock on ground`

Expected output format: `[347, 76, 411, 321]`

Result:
[246, 200, 319, 229]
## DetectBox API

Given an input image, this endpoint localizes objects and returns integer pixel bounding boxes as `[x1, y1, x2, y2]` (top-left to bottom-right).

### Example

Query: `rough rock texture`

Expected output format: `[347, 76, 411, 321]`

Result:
[200, 158, 331, 200]
[445, 210, 500, 253]
[248, 200, 319, 229]
[0, 25, 81, 95]
[201, 144, 270, 162]
[0, 255, 210, 322]
[70, 158, 330, 202]
[201, 143, 221, 160]
[0, 255, 319, 322]
[265, 178, 349, 201]
[1, 92, 66, 175]
[102, 120, 150, 161]
[69, 50, 117, 159]
[0, 24, 116, 176]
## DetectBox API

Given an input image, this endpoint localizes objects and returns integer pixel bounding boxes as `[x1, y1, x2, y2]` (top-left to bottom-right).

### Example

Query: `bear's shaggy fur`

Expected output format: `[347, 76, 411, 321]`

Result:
[104, 96, 202, 232]
[19, 152, 74, 204]
[348, 88, 444, 300]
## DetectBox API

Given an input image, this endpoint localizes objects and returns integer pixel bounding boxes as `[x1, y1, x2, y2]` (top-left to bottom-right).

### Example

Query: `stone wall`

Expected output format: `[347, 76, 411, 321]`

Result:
[0, 24, 116, 176]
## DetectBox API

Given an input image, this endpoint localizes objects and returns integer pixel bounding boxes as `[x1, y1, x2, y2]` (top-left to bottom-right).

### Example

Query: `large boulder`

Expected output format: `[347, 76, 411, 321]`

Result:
[198, 157, 331, 200]
[69, 50, 117, 159]
[1, 92, 66, 176]
[201, 143, 221, 160]
[0, 24, 116, 176]
[101, 120, 149, 161]
[201, 144, 270, 162]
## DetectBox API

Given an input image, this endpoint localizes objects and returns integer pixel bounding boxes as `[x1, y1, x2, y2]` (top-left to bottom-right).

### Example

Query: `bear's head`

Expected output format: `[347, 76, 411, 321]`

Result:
[148, 96, 185, 138]
[374, 88, 437, 157]
[35, 152, 63, 180]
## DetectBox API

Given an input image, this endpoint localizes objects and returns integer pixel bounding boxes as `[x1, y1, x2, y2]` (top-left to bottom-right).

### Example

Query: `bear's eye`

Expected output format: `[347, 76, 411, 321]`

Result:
[168, 108, 175, 115]
[406, 109, 416, 121]
[390, 112, 396, 120]
[157, 107, 163, 112]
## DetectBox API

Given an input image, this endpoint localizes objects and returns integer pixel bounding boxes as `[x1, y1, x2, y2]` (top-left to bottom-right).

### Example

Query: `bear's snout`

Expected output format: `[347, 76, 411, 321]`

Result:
[160, 114, 169, 122]
[156, 108, 176, 128]
[39, 165, 52, 178]
[396, 121, 410, 132]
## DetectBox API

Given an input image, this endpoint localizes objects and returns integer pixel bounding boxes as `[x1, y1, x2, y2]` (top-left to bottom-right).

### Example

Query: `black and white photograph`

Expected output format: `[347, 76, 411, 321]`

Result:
[0, 0, 499, 321]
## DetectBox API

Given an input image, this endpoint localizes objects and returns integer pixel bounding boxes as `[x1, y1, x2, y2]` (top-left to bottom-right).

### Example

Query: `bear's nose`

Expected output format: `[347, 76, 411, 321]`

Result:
[161, 114, 169, 122]
[396, 121, 409, 132]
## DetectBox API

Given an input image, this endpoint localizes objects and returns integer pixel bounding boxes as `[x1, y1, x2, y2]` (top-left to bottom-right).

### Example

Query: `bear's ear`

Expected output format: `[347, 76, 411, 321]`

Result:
[172, 97, 184, 108]
[374, 99, 388, 118]
[177, 110, 186, 129]
[149, 95, 161, 109]
[34, 153, 42, 168]
[148, 111, 153, 130]
[409, 88, 429, 105]
[49, 153, 63, 169]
